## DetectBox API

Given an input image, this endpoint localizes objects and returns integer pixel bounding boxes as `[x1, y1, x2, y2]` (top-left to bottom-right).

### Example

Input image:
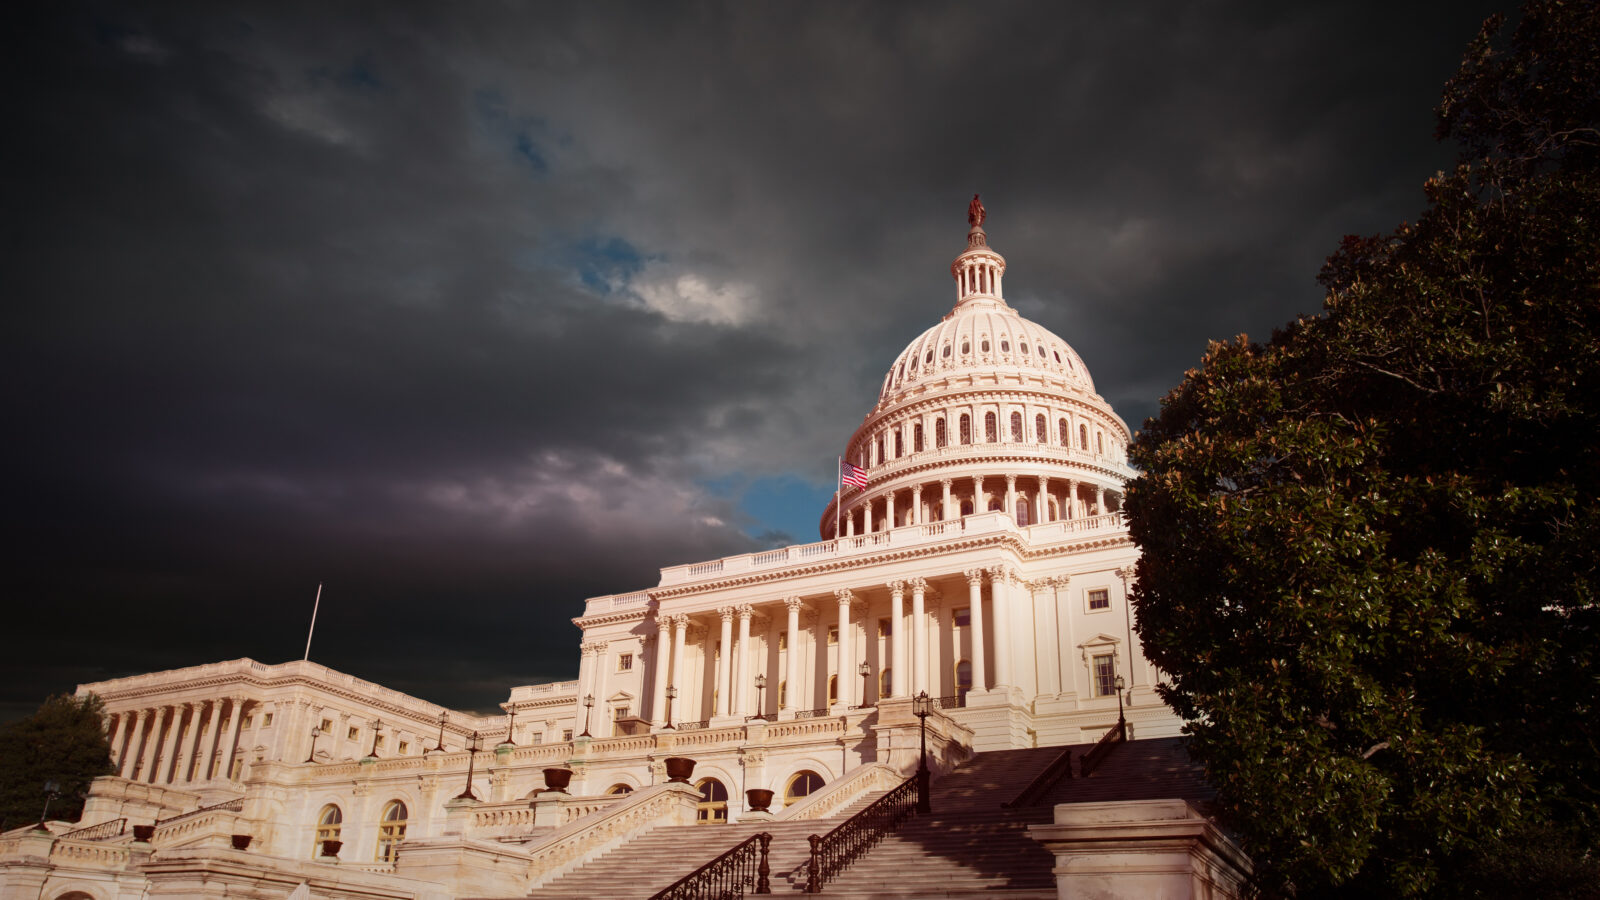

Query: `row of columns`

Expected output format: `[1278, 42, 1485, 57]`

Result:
[838, 474, 1111, 536]
[637, 567, 1020, 726]
[107, 698, 251, 786]
[956, 257, 1003, 300]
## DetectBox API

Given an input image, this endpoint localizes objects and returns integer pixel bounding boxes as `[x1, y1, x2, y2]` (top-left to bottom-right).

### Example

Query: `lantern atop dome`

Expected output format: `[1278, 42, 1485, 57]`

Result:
[952, 195, 1007, 311]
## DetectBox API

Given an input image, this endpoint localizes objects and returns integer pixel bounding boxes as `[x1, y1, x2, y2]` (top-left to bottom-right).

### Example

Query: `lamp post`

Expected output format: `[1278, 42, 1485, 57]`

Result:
[664, 686, 677, 730]
[580, 694, 594, 738]
[367, 719, 383, 758]
[429, 710, 448, 754]
[753, 675, 767, 721]
[858, 661, 872, 708]
[304, 726, 322, 763]
[912, 691, 933, 814]
[503, 703, 517, 747]
[454, 731, 481, 801]
[1114, 674, 1126, 735]
[35, 781, 60, 831]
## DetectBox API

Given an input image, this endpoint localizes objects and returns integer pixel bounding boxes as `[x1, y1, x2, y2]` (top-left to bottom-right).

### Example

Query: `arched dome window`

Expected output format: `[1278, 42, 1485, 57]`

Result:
[1079, 424, 1089, 449]
[876, 436, 885, 464]
[960, 414, 972, 445]
[985, 413, 997, 443]
[376, 800, 407, 862]
[962, 340, 970, 355]
[1097, 433, 1104, 455]
[981, 339, 990, 353]
[1021, 342, 1030, 355]
[1000, 339, 1010, 353]
[696, 778, 728, 824]
[1035, 414, 1047, 443]
[924, 349, 934, 365]
[1054, 350, 1062, 363]
[1059, 418, 1069, 447]
[605, 783, 634, 795]
[913, 423, 924, 452]
[935, 418, 947, 449]
[1009, 412, 1023, 443]
[313, 804, 341, 857]
[894, 432, 903, 458]
[942, 344, 951, 358]
[785, 771, 826, 807]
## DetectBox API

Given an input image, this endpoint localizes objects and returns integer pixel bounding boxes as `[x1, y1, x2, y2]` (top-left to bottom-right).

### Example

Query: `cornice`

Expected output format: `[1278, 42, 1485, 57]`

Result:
[571, 609, 652, 630]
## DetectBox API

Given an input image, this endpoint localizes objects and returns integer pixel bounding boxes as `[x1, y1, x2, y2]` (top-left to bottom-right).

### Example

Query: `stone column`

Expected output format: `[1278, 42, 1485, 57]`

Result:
[173, 704, 200, 783]
[911, 578, 929, 695]
[137, 707, 165, 783]
[1039, 476, 1051, 522]
[248, 704, 268, 764]
[715, 608, 734, 718]
[990, 568, 1013, 688]
[1005, 475, 1018, 523]
[653, 614, 672, 727]
[845, 505, 856, 537]
[733, 605, 753, 717]
[196, 701, 224, 779]
[671, 615, 689, 701]
[888, 581, 906, 698]
[586, 641, 611, 732]
[965, 569, 988, 692]
[833, 590, 854, 709]
[222, 698, 248, 781]
[974, 475, 986, 514]
[783, 599, 802, 712]
[885, 492, 896, 530]
[1095, 484, 1106, 516]
[1065, 479, 1078, 519]
[119, 709, 146, 778]
[911, 485, 923, 525]
[156, 704, 186, 784]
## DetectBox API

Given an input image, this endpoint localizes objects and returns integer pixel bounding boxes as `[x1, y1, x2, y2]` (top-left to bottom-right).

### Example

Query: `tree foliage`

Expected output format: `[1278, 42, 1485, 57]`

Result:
[1124, 2, 1600, 895]
[0, 694, 114, 831]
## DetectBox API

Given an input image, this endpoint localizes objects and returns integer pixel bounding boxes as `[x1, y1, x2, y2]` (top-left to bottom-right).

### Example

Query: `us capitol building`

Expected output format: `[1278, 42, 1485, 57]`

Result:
[1, 206, 1247, 899]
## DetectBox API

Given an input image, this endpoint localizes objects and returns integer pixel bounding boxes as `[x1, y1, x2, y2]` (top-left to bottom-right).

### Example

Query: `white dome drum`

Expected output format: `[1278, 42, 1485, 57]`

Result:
[822, 209, 1134, 540]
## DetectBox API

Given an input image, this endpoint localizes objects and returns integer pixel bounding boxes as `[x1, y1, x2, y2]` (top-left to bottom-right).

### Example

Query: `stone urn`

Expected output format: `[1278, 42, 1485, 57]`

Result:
[132, 824, 155, 843]
[664, 756, 696, 783]
[230, 833, 252, 850]
[746, 788, 775, 812]
[320, 839, 342, 858]
[542, 767, 574, 793]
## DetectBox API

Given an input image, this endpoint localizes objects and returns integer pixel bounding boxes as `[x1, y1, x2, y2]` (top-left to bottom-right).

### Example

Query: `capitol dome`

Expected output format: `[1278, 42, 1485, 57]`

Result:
[822, 203, 1134, 539]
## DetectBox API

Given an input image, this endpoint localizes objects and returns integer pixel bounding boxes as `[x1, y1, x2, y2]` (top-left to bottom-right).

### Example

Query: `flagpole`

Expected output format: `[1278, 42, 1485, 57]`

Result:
[303, 583, 322, 661]
[835, 457, 842, 543]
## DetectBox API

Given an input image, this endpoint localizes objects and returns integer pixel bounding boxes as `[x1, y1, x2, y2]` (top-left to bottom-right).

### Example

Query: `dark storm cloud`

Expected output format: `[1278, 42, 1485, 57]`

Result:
[2, 0, 1511, 717]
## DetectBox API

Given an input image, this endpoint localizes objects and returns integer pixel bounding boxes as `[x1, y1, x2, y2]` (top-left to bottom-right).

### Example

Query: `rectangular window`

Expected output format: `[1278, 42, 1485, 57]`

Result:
[398, 741, 409, 754]
[827, 625, 838, 645]
[261, 713, 273, 727]
[617, 652, 634, 672]
[1093, 654, 1117, 697]
[1088, 588, 1110, 610]
[347, 726, 359, 741]
[242, 715, 253, 730]
[320, 718, 332, 732]
[778, 632, 788, 651]
[877, 618, 892, 638]
[955, 607, 971, 627]
[562, 729, 573, 742]
[614, 706, 629, 720]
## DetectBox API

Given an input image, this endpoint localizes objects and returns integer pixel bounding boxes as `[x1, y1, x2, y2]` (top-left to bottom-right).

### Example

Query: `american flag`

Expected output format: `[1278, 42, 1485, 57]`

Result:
[841, 461, 868, 490]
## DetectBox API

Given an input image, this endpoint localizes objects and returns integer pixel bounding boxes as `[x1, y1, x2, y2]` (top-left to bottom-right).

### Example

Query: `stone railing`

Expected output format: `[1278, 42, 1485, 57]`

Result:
[524, 783, 699, 889]
[776, 762, 902, 821]
[49, 838, 133, 869]
[765, 718, 844, 742]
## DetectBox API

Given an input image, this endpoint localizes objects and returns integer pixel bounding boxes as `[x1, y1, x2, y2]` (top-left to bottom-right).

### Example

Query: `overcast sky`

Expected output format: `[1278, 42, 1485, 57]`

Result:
[2, 0, 1511, 719]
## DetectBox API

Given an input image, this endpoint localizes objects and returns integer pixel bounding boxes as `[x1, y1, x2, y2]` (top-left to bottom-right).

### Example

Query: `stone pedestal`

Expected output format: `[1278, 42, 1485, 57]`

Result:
[1028, 799, 1251, 900]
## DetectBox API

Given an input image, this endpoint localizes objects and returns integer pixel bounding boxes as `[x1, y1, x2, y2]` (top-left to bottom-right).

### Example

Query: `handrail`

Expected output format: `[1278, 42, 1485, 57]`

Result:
[1003, 747, 1073, 808]
[650, 831, 771, 899]
[154, 798, 244, 828]
[805, 772, 921, 893]
[60, 818, 126, 841]
[1079, 720, 1126, 777]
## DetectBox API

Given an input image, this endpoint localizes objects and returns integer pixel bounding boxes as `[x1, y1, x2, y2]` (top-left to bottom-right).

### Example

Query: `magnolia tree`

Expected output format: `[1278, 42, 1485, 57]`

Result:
[1125, 2, 1599, 896]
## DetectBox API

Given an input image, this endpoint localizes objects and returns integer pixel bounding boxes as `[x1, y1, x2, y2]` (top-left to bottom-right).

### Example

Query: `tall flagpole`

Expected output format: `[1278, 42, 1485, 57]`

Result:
[303, 583, 322, 661]
[835, 457, 843, 543]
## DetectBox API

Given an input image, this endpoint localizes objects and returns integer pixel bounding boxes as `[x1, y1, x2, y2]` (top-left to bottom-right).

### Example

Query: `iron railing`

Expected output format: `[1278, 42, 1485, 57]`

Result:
[60, 818, 126, 841]
[1003, 746, 1074, 808]
[794, 707, 830, 719]
[677, 720, 711, 731]
[805, 772, 921, 892]
[1079, 720, 1126, 777]
[650, 830, 771, 899]
[154, 798, 244, 828]
[935, 694, 964, 710]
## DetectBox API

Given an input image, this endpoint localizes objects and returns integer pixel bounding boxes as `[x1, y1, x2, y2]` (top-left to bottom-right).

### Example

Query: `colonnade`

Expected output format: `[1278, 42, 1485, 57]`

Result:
[835, 473, 1115, 538]
[106, 697, 252, 786]
[625, 567, 1021, 728]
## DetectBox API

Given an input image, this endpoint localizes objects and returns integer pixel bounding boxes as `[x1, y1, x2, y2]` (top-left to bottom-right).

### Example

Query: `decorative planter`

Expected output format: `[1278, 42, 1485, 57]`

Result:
[230, 834, 252, 850]
[542, 767, 574, 793]
[132, 825, 155, 842]
[664, 756, 696, 783]
[320, 839, 342, 858]
[746, 788, 774, 812]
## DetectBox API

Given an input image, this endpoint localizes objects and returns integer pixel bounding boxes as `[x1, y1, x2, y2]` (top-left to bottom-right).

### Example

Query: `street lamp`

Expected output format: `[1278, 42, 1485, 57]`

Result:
[35, 781, 60, 831]
[304, 726, 322, 763]
[1114, 674, 1127, 734]
[428, 710, 448, 754]
[752, 675, 768, 721]
[502, 703, 517, 747]
[912, 691, 933, 814]
[580, 694, 595, 738]
[858, 661, 872, 707]
[367, 719, 383, 758]
[664, 686, 678, 730]
[454, 731, 481, 801]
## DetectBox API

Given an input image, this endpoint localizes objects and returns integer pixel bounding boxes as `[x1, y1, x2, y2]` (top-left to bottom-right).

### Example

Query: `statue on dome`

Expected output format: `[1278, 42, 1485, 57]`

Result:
[968, 193, 986, 227]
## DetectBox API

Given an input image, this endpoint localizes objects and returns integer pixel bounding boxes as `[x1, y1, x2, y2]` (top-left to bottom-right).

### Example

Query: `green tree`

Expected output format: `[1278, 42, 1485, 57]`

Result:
[1124, 1, 1599, 895]
[0, 694, 115, 831]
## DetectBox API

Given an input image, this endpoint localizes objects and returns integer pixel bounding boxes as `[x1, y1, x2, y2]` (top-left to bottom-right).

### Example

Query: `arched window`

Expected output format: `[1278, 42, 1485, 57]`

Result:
[605, 783, 634, 795]
[1016, 500, 1031, 527]
[942, 343, 951, 359]
[1059, 418, 1069, 447]
[1035, 414, 1047, 443]
[894, 432, 903, 458]
[1079, 424, 1089, 449]
[879, 668, 892, 697]
[778, 680, 787, 708]
[956, 660, 973, 701]
[981, 339, 990, 353]
[935, 418, 947, 449]
[696, 778, 729, 824]
[1097, 433, 1104, 455]
[314, 804, 341, 857]
[960, 414, 972, 444]
[960, 499, 974, 516]
[1000, 339, 1011, 353]
[961, 340, 970, 355]
[1010, 412, 1023, 442]
[827, 675, 838, 704]
[913, 423, 923, 453]
[376, 800, 407, 862]
[876, 436, 885, 464]
[785, 770, 826, 807]
[985, 412, 997, 443]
